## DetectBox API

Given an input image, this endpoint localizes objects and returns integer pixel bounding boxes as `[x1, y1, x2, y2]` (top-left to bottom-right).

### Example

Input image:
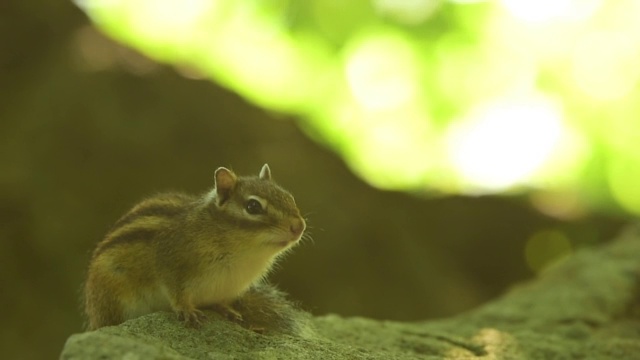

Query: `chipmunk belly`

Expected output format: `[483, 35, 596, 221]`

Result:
[190, 250, 276, 306]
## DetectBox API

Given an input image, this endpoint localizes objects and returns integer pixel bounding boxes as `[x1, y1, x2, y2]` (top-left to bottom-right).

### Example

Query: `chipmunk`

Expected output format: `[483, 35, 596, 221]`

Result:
[83, 164, 306, 331]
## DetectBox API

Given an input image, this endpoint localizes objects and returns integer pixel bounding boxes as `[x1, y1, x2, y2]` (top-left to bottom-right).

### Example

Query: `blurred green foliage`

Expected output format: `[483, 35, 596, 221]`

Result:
[77, 0, 640, 217]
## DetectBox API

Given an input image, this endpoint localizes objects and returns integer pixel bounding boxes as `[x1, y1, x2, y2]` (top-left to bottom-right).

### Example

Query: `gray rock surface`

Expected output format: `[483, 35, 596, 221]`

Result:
[61, 227, 640, 359]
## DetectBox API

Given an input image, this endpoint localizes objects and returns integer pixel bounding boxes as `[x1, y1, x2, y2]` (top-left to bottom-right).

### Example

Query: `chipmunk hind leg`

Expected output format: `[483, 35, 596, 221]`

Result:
[84, 271, 125, 330]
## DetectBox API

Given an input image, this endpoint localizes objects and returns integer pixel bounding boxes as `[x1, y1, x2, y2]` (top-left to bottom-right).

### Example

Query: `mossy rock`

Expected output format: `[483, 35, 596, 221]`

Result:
[61, 226, 640, 359]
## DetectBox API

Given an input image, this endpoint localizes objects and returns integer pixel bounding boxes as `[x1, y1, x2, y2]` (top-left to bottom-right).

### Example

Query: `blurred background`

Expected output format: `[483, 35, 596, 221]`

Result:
[2, 0, 638, 358]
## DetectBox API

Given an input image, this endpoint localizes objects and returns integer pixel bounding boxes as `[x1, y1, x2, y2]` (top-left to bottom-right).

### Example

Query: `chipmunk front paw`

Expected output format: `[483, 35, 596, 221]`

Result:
[176, 308, 208, 328]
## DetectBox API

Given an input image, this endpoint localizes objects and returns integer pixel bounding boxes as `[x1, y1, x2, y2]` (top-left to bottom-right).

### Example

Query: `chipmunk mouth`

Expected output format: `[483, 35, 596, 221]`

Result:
[268, 232, 303, 248]
[268, 217, 305, 248]
[272, 236, 300, 248]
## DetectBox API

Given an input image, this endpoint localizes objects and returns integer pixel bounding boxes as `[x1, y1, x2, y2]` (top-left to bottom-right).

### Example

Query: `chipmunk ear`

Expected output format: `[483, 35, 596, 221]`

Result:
[259, 163, 272, 181]
[214, 167, 237, 205]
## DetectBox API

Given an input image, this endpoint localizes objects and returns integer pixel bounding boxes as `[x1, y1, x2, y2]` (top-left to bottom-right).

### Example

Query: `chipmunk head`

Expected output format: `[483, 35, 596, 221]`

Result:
[205, 164, 305, 250]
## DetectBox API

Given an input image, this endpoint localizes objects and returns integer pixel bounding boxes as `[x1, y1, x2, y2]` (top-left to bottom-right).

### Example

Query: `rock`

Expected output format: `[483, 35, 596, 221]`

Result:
[61, 226, 640, 359]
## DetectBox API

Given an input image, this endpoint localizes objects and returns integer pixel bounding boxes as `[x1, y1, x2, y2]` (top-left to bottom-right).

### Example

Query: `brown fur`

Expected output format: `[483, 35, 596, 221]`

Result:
[84, 164, 305, 330]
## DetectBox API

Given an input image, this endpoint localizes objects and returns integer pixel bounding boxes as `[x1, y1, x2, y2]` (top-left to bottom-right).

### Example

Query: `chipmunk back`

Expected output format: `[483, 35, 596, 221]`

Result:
[84, 164, 306, 330]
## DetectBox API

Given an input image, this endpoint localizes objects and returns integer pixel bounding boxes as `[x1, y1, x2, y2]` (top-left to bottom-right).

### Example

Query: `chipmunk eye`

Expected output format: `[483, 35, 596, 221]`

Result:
[245, 198, 264, 215]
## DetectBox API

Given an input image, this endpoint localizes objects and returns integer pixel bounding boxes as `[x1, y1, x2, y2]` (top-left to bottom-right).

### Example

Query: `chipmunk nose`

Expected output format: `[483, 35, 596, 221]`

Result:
[290, 218, 306, 236]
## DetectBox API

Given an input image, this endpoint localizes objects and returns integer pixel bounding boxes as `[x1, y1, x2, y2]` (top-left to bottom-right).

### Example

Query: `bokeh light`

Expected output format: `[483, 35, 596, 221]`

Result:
[75, 0, 640, 217]
[500, 0, 602, 24]
[571, 30, 640, 101]
[345, 31, 419, 111]
[446, 95, 564, 192]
